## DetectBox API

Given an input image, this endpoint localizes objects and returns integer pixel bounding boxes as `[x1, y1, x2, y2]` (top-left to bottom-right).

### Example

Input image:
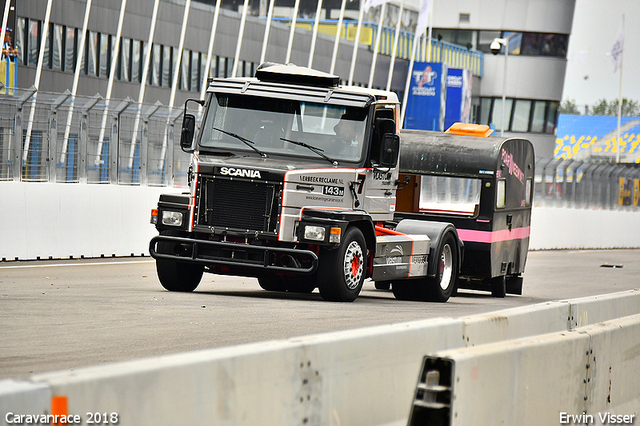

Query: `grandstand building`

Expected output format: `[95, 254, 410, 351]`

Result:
[7, 0, 574, 157]
[428, 0, 575, 156]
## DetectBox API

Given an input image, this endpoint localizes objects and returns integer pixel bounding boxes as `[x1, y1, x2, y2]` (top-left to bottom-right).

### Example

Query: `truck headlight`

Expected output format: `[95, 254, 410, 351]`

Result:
[161, 211, 183, 227]
[304, 225, 326, 241]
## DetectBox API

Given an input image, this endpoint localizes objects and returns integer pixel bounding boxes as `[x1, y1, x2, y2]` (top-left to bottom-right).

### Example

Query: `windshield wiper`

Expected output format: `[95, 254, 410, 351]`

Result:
[280, 137, 338, 166]
[212, 127, 268, 158]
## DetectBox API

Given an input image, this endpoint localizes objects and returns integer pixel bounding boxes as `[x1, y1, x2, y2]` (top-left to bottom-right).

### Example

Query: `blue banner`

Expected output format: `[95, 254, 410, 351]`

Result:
[444, 68, 473, 130]
[403, 62, 447, 131]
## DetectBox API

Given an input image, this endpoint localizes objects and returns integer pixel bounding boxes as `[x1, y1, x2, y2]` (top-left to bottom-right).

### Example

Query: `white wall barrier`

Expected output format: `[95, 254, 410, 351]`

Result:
[1, 290, 638, 426]
[0, 182, 180, 261]
[1, 182, 639, 262]
[529, 206, 640, 250]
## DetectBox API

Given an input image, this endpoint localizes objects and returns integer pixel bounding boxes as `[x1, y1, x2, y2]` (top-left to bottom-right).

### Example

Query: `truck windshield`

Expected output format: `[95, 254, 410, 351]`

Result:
[199, 93, 369, 162]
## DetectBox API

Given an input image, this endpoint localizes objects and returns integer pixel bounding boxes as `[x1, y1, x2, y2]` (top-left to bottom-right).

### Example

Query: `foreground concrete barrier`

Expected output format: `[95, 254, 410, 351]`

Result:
[408, 314, 640, 425]
[1, 289, 638, 426]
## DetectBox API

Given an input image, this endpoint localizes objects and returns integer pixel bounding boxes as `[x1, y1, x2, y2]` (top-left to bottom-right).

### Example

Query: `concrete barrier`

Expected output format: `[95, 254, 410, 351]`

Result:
[1, 289, 638, 426]
[408, 314, 640, 425]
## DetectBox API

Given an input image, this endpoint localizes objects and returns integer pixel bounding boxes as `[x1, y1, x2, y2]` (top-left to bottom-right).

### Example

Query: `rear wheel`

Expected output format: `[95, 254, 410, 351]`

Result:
[391, 282, 416, 300]
[418, 233, 458, 302]
[318, 227, 367, 302]
[490, 275, 507, 298]
[155, 233, 204, 292]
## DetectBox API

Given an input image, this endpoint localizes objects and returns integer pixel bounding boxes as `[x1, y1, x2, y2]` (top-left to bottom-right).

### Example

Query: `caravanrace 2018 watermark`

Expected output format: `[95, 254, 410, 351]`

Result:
[560, 411, 636, 424]
[4, 411, 119, 424]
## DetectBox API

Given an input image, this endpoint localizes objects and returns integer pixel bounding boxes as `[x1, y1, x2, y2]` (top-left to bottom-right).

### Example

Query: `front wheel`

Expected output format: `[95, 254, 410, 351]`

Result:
[318, 227, 367, 302]
[156, 259, 204, 292]
[258, 276, 316, 293]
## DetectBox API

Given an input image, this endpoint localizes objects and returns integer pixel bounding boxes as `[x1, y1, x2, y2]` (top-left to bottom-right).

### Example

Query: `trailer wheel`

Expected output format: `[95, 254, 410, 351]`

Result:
[318, 227, 366, 302]
[420, 233, 458, 302]
[155, 234, 204, 292]
[489, 275, 507, 298]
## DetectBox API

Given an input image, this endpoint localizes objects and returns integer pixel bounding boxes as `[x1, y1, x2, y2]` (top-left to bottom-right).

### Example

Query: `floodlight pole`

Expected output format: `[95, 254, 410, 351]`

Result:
[493, 33, 516, 137]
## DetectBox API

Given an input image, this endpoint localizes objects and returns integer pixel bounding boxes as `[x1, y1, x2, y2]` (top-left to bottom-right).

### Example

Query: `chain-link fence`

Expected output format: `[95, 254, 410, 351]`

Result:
[1, 88, 640, 210]
[0, 88, 193, 187]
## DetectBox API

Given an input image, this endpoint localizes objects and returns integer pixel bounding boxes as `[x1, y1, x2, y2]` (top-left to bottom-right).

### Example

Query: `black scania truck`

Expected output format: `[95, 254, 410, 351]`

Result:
[149, 63, 534, 302]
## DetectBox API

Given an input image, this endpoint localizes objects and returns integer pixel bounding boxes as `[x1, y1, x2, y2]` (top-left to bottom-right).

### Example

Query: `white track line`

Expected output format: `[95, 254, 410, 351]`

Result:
[0, 260, 155, 269]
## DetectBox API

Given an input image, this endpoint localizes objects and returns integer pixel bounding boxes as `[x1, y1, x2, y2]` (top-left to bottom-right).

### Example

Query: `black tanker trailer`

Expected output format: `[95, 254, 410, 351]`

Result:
[393, 126, 535, 297]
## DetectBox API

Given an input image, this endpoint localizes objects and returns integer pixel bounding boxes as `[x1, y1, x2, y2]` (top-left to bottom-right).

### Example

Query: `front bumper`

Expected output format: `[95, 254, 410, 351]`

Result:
[149, 235, 318, 274]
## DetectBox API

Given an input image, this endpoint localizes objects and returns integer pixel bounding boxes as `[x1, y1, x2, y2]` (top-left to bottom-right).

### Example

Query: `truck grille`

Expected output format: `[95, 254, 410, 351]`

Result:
[196, 176, 282, 234]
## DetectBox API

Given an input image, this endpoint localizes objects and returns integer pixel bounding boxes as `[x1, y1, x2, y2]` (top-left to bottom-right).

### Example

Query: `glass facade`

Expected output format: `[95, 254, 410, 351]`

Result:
[435, 28, 569, 58]
[476, 97, 558, 134]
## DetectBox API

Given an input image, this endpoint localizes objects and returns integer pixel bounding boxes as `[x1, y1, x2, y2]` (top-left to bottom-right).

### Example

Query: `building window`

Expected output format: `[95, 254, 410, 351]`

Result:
[152, 43, 161, 86]
[478, 97, 558, 134]
[52, 24, 63, 70]
[28, 20, 40, 66]
[530, 100, 547, 133]
[132, 40, 141, 82]
[99, 33, 110, 77]
[225, 57, 233, 78]
[512, 99, 531, 132]
[162, 45, 171, 87]
[546, 101, 559, 133]
[433, 28, 568, 58]
[491, 98, 513, 133]
[120, 38, 130, 81]
[85, 30, 98, 76]
[15, 17, 25, 65]
[43, 23, 52, 68]
[191, 51, 200, 92]
[65, 27, 76, 72]
[180, 49, 190, 90]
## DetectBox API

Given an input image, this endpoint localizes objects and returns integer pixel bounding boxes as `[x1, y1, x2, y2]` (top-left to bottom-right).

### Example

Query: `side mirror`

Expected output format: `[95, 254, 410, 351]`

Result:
[379, 133, 399, 168]
[180, 113, 196, 152]
[180, 98, 205, 153]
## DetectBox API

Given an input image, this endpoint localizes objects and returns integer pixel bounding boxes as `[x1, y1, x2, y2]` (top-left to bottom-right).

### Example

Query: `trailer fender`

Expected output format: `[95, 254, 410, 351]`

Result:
[395, 219, 464, 278]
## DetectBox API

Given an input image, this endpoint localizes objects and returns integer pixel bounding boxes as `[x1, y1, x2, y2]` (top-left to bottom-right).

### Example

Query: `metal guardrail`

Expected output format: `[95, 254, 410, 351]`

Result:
[534, 157, 640, 210]
[269, 18, 484, 77]
[1, 88, 639, 211]
[0, 87, 192, 187]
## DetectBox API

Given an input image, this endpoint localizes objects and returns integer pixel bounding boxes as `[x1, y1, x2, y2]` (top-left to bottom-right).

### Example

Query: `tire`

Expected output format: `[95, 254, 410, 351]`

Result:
[258, 276, 316, 293]
[155, 232, 204, 292]
[506, 275, 523, 295]
[391, 282, 417, 300]
[156, 259, 204, 292]
[374, 281, 391, 290]
[418, 233, 458, 302]
[258, 276, 288, 292]
[490, 275, 507, 298]
[318, 227, 367, 302]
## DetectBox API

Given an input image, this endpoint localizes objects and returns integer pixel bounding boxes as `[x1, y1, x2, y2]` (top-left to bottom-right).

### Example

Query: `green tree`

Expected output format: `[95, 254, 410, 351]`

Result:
[589, 98, 640, 116]
[559, 99, 580, 115]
